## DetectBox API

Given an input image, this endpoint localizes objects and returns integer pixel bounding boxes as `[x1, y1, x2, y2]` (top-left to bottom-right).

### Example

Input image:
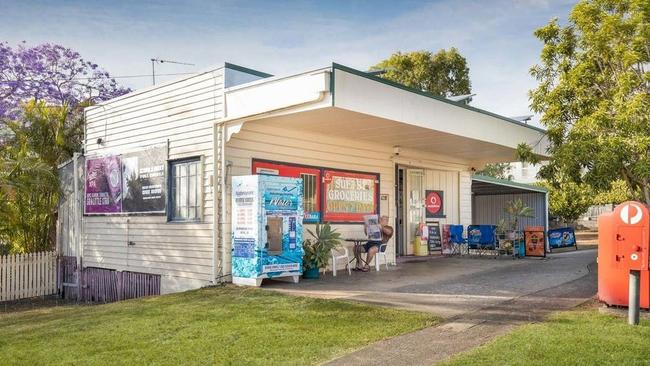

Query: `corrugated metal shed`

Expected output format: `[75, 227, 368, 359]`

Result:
[471, 175, 548, 231]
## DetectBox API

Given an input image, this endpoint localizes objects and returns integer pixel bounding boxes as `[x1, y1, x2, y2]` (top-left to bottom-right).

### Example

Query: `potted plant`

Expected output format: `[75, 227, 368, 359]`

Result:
[302, 223, 342, 279]
[498, 199, 535, 255]
[504, 198, 535, 231]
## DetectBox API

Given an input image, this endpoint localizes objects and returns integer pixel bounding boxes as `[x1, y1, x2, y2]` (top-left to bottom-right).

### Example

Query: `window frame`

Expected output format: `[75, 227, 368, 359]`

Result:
[167, 156, 203, 223]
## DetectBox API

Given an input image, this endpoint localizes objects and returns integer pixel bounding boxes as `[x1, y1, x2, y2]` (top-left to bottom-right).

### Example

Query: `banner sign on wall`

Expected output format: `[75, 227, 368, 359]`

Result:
[425, 190, 445, 219]
[323, 170, 378, 222]
[85, 156, 123, 213]
[121, 146, 167, 213]
[84, 145, 167, 215]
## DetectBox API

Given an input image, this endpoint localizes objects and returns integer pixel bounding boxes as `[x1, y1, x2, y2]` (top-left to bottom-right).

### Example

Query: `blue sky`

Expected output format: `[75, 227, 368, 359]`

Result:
[1, 0, 576, 123]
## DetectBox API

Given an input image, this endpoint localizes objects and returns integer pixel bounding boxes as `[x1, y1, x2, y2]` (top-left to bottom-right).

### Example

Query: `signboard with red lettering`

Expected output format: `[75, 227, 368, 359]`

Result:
[322, 170, 379, 222]
[425, 190, 445, 218]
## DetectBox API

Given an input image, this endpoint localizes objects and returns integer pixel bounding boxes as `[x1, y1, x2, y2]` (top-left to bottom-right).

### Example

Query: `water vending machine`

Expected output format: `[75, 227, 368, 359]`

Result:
[598, 201, 650, 308]
[231, 175, 304, 287]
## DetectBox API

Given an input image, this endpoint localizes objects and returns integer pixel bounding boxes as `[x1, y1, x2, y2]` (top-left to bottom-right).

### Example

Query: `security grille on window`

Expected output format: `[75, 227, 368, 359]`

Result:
[169, 158, 201, 221]
[301, 173, 317, 214]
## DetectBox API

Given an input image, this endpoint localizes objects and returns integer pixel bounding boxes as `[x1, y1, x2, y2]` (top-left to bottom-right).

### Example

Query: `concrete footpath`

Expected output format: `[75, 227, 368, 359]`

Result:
[267, 249, 597, 365]
[322, 251, 597, 366]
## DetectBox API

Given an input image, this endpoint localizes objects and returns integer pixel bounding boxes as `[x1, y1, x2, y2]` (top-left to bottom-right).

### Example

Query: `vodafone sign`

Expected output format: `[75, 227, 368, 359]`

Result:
[425, 190, 445, 218]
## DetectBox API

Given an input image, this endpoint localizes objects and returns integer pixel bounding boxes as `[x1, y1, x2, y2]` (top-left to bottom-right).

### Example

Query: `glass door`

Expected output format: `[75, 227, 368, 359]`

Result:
[405, 169, 424, 255]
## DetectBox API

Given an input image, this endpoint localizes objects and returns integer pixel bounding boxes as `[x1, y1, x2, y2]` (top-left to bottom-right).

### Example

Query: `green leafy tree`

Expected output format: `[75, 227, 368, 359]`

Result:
[538, 180, 595, 223]
[371, 48, 471, 97]
[593, 179, 635, 205]
[475, 163, 513, 180]
[519, 0, 650, 203]
[0, 101, 79, 253]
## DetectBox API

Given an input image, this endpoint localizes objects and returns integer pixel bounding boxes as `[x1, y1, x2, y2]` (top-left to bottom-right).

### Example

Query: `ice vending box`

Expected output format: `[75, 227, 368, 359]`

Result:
[598, 201, 650, 308]
[231, 175, 304, 287]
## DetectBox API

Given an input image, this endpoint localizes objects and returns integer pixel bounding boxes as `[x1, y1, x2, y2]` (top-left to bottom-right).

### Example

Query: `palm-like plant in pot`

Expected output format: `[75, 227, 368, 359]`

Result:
[498, 198, 535, 254]
[302, 223, 341, 279]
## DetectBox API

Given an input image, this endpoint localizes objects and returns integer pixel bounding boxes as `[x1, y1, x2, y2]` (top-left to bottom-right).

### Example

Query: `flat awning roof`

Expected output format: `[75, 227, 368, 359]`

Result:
[472, 175, 548, 195]
[223, 63, 549, 166]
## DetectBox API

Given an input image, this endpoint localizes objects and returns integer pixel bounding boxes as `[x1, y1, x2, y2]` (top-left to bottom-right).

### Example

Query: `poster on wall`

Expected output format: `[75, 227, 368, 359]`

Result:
[425, 190, 445, 219]
[121, 146, 167, 213]
[322, 170, 378, 222]
[84, 144, 167, 215]
[85, 156, 123, 213]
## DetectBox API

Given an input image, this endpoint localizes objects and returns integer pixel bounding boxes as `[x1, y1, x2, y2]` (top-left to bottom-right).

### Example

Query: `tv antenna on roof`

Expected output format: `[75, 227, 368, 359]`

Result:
[150, 58, 195, 85]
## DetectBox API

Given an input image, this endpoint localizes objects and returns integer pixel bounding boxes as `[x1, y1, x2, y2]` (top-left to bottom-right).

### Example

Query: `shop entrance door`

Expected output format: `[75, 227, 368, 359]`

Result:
[395, 167, 405, 256]
[396, 166, 424, 256]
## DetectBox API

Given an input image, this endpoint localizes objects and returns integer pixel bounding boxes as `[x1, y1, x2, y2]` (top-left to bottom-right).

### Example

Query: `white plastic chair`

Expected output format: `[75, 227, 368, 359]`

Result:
[374, 243, 389, 272]
[331, 246, 351, 276]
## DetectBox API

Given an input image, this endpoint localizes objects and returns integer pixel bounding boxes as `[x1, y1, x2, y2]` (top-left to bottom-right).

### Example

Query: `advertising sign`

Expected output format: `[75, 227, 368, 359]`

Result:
[441, 224, 453, 255]
[323, 170, 378, 222]
[548, 227, 576, 250]
[84, 145, 167, 215]
[231, 175, 304, 284]
[425, 190, 445, 219]
[427, 223, 442, 252]
[524, 226, 546, 257]
[85, 156, 123, 213]
[121, 146, 167, 213]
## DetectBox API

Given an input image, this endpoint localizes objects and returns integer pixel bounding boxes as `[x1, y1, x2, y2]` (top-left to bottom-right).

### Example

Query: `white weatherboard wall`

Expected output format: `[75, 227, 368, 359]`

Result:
[83, 68, 224, 294]
[225, 120, 473, 271]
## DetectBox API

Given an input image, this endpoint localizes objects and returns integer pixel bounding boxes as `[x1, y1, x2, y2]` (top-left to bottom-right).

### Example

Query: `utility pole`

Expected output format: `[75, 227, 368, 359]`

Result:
[150, 58, 195, 86]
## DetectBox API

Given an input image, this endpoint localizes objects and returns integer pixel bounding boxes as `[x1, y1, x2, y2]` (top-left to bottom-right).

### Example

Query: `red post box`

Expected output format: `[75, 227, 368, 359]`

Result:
[598, 201, 650, 308]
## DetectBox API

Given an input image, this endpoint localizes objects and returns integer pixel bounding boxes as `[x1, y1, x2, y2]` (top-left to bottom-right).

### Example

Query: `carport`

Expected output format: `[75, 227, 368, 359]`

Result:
[471, 175, 549, 249]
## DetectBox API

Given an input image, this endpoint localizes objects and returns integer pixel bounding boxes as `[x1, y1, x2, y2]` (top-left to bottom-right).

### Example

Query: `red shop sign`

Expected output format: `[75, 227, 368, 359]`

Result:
[323, 170, 378, 222]
[425, 190, 445, 218]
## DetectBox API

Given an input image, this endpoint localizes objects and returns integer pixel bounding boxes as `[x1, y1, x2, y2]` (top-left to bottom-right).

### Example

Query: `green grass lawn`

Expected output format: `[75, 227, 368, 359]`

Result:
[0, 286, 438, 366]
[442, 308, 650, 366]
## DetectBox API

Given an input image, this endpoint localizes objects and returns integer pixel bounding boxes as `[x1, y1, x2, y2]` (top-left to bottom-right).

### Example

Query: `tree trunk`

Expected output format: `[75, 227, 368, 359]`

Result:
[643, 179, 650, 206]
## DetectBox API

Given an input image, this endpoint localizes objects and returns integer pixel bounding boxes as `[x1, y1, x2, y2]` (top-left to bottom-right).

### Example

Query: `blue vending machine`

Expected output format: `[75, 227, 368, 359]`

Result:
[231, 175, 304, 286]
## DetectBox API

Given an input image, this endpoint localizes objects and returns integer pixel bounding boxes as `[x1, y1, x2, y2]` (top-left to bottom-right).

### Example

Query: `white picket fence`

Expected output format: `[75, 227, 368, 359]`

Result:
[0, 251, 57, 302]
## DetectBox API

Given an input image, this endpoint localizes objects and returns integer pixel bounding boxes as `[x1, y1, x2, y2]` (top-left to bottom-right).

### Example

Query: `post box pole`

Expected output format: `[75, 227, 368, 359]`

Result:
[629, 270, 640, 325]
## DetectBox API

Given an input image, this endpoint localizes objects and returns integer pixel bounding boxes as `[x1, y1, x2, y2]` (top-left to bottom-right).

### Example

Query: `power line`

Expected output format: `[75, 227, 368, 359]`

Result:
[81, 72, 197, 80]
[0, 72, 197, 82]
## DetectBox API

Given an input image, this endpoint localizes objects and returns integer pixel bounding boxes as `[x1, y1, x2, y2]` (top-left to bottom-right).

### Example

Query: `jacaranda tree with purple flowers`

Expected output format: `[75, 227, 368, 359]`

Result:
[0, 42, 129, 120]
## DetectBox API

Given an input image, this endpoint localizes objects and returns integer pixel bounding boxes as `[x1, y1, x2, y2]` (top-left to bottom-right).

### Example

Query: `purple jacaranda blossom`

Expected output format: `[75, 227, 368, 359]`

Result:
[0, 42, 130, 120]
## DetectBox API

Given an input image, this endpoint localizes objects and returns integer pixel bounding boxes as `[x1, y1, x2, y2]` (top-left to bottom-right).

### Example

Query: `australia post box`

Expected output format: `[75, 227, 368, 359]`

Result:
[598, 201, 650, 308]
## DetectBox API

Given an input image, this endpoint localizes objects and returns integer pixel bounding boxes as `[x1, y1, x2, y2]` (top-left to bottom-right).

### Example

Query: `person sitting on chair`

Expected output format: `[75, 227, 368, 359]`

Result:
[354, 215, 393, 272]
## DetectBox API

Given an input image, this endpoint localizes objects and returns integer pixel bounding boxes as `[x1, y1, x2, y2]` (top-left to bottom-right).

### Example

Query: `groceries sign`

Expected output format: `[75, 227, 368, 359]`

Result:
[323, 170, 378, 222]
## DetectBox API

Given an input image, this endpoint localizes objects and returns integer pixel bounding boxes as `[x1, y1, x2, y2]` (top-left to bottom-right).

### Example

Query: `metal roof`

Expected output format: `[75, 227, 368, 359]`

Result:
[472, 174, 548, 195]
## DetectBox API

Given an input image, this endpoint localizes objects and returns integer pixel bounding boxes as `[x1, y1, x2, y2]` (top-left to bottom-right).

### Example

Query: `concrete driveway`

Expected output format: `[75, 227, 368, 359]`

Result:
[266, 250, 597, 365]
[265, 249, 597, 319]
